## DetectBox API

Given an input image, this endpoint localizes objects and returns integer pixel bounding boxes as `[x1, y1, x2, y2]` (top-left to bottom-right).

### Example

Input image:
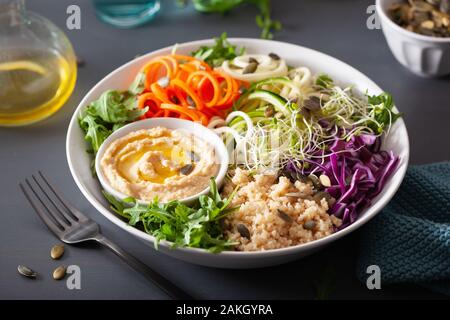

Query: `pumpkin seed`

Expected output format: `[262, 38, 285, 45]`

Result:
[248, 57, 259, 64]
[157, 76, 170, 88]
[303, 97, 321, 111]
[268, 53, 280, 60]
[421, 19, 435, 28]
[280, 167, 308, 183]
[285, 192, 309, 199]
[390, 0, 450, 37]
[18, 265, 37, 279]
[319, 174, 331, 187]
[410, 0, 434, 12]
[237, 224, 251, 239]
[50, 244, 65, 260]
[180, 164, 194, 175]
[53, 266, 66, 280]
[243, 62, 258, 74]
[277, 209, 293, 223]
[300, 107, 311, 119]
[308, 174, 322, 190]
[313, 191, 333, 206]
[412, 9, 430, 23]
[303, 220, 316, 230]
[264, 105, 275, 117]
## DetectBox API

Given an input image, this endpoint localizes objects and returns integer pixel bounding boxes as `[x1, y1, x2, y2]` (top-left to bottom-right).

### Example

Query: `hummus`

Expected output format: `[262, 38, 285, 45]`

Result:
[100, 127, 219, 202]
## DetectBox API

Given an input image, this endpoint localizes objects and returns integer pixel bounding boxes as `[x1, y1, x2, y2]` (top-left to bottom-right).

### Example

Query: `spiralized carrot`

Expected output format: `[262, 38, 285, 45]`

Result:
[137, 54, 245, 125]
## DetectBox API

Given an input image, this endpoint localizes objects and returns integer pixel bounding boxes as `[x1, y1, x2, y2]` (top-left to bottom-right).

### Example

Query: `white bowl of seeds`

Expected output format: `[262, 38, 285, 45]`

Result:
[377, 0, 450, 76]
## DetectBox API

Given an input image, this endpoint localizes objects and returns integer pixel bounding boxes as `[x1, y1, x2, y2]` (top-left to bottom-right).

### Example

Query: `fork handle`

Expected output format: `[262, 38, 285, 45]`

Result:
[95, 235, 193, 300]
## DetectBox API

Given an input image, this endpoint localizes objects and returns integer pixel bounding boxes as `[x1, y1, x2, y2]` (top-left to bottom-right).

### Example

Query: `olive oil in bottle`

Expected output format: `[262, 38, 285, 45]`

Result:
[0, 0, 77, 126]
[0, 49, 77, 126]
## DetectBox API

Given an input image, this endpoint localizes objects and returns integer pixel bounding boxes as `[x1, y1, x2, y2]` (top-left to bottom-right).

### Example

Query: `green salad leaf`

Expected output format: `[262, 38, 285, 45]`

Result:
[78, 90, 146, 153]
[104, 178, 239, 253]
[191, 32, 245, 67]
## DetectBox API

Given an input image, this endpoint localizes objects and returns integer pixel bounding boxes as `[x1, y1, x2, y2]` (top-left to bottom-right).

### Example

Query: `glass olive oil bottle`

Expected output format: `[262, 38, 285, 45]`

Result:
[0, 0, 77, 126]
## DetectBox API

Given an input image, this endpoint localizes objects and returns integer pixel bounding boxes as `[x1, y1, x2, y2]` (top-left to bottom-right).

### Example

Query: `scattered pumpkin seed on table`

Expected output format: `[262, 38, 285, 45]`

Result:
[18, 265, 37, 279]
[53, 266, 67, 280]
[50, 244, 65, 260]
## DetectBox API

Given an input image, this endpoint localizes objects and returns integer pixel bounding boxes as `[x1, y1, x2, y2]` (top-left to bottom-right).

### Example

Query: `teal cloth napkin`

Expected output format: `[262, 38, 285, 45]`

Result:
[356, 162, 450, 296]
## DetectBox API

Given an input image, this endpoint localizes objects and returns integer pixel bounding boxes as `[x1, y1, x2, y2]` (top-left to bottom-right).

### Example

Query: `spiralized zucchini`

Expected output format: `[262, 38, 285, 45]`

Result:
[213, 66, 399, 172]
[221, 54, 288, 82]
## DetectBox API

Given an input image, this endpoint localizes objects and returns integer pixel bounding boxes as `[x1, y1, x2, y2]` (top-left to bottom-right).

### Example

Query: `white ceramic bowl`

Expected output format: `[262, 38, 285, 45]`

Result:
[95, 117, 229, 205]
[66, 38, 410, 269]
[377, 0, 450, 77]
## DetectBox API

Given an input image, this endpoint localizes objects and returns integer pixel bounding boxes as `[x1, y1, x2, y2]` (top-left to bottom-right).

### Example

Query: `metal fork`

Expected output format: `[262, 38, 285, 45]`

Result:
[19, 171, 193, 300]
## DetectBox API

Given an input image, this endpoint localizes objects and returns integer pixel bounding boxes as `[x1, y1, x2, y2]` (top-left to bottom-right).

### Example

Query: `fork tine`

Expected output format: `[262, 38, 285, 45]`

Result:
[38, 171, 86, 221]
[19, 182, 64, 238]
[32, 174, 74, 225]
[25, 178, 71, 229]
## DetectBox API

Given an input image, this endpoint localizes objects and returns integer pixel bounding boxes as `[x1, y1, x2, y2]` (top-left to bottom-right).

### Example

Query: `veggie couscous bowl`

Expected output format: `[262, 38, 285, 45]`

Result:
[66, 38, 409, 268]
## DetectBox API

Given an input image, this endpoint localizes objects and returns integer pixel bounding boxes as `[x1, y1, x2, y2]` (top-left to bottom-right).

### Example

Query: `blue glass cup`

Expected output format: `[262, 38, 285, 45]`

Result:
[93, 0, 161, 28]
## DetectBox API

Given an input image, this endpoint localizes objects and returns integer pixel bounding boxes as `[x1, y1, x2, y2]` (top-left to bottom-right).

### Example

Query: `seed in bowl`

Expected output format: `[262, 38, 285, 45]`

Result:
[389, 0, 450, 37]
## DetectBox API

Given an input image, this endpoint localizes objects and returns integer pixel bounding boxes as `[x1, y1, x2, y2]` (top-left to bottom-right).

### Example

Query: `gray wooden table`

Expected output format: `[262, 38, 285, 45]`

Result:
[0, 0, 448, 300]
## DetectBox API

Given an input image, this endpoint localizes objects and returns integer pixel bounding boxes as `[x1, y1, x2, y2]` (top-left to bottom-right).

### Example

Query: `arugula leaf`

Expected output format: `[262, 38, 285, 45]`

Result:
[102, 190, 128, 217]
[79, 113, 111, 154]
[87, 90, 139, 123]
[191, 32, 245, 67]
[104, 178, 239, 252]
[78, 90, 146, 153]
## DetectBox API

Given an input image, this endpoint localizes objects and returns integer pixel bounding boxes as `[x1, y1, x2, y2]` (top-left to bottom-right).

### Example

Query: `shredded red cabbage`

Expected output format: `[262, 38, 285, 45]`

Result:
[285, 134, 399, 229]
